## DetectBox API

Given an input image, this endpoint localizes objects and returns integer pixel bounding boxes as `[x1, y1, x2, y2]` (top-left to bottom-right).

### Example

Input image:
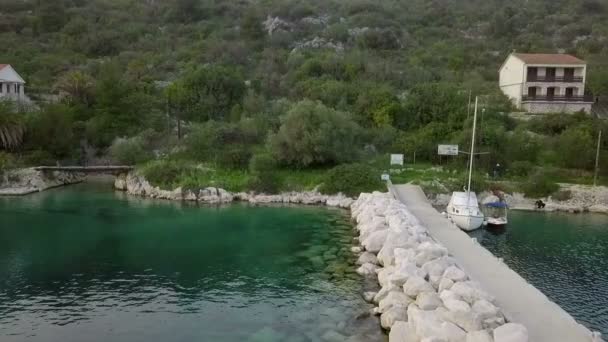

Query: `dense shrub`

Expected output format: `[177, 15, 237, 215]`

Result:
[185, 120, 262, 168]
[521, 171, 560, 198]
[140, 159, 190, 188]
[248, 152, 281, 193]
[320, 163, 382, 197]
[269, 100, 363, 167]
[108, 136, 154, 165]
[508, 161, 534, 177]
[0, 152, 16, 175]
[21, 150, 56, 166]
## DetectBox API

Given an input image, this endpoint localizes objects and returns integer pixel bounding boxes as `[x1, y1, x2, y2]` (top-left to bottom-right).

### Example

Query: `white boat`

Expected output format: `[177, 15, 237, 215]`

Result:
[446, 96, 485, 232]
[447, 192, 485, 231]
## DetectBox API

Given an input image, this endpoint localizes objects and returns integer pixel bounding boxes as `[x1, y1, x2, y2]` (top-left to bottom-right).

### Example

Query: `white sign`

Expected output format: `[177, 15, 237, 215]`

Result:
[438, 145, 459, 156]
[381, 173, 390, 181]
[390, 154, 404, 165]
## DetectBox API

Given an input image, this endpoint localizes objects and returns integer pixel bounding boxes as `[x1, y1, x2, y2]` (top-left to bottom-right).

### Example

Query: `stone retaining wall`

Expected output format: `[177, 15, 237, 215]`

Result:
[351, 192, 528, 342]
[0, 168, 84, 195]
[114, 172, 354, 208]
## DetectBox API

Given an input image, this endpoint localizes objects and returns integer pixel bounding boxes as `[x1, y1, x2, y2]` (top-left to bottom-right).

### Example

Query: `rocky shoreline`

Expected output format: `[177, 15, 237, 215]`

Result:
[351, 192, 528, 342]
[430, 183, 608, 215]
[0, 168, 84, 196]
[114, 172, 355, 208]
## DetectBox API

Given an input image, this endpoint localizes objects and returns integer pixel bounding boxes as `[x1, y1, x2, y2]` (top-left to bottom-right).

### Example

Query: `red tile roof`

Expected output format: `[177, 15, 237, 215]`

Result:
[0, 64, 8, 70]
[513, 53, 586, 65]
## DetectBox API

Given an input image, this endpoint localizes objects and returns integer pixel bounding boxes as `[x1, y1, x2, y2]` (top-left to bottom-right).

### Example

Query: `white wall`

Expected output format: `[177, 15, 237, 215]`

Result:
[499, 55, 525, 108]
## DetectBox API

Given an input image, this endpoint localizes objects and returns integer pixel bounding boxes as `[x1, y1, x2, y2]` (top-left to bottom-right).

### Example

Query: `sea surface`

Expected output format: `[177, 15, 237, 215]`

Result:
[0, 183, 382, 342]
[471, 210, 608, 336]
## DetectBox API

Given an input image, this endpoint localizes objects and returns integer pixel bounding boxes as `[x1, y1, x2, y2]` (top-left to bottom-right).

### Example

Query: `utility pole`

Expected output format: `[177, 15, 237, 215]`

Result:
[594, 130, 602, 186]
[467, 90, 472, 119]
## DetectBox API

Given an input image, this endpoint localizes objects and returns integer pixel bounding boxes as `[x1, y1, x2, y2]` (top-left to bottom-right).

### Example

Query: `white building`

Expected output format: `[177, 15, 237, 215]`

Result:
[0, 64, 26, 102]
[499, 53, 594, 114]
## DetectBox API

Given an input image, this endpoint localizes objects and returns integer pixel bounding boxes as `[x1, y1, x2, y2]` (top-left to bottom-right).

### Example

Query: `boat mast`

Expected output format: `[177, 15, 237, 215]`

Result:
[467, 97, 478, 207]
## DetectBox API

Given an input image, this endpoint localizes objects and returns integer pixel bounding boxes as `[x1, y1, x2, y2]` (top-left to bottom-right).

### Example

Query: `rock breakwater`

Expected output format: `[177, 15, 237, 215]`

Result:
[351, 192, 528, 342]
[114, 172, 354, 208]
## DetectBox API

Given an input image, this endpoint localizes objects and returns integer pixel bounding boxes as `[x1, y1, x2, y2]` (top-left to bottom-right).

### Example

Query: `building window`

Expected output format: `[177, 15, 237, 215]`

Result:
[564, 68, 574, 81]
[6, 84, 10, 94]
[565, 87, 577, 98]
[0, 83, 3, 94]
[527, 67, 538, 81]
[546, 67, 556, 81]
[547, 87, 556, 98]
[528, 86, 538, 97]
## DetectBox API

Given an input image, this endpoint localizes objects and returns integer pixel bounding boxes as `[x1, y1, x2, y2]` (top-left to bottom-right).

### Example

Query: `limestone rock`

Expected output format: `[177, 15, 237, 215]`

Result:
[362, 228, 389, 253]
[363, 291, 377, 303]
[438, 278, 455, 292]
[357, 252, 378, 265]
[381, 305, 408, 330]
[437, 306, 482, 333]
[416, 292, 442, 310]
[472, 300, 499, 320]
[356, 262, 379, 277]
[466, 330, 493, 342]
[379, 291, 413, 314]
[374, 284, 400, 304]
[378, 266, 396, 287]
[493, 323, 528, 342]
[389, 262, 426, 287]
[443, 299, 471, 313]
[389, 321, 417, 342]
[443, 266, 468, 282]
[403, 276, 434, 298]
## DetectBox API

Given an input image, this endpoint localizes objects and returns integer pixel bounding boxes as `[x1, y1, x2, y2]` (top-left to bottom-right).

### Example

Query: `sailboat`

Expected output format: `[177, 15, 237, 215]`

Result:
[447, 96, 485, 232]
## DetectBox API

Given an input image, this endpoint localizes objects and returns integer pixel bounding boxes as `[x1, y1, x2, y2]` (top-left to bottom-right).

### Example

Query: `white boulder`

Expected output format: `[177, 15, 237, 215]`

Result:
[357, 252, 378, 265]
[403, 276, 435, 298]
[389, 321, 418, 342]
[381, 305, 408, 330]
[466, 330, 493, 342]
[379, 291, 413, 314]
[443, 265, 468, 282]
[472, 300, 499, 320]
[416, 292, 443, 310]
[362, 229, 389, 253]
[356, 262, 379, 277]
[493, 323, 528, 342]
[438, 278, 455, 292]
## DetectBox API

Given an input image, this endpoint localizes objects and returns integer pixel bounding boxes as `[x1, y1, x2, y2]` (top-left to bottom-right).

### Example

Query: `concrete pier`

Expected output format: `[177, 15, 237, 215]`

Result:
[390, 184, 596, 342]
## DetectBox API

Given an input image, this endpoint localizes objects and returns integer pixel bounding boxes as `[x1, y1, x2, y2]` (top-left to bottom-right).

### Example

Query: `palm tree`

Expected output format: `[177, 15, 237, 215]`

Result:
[0, 101, 25, 150]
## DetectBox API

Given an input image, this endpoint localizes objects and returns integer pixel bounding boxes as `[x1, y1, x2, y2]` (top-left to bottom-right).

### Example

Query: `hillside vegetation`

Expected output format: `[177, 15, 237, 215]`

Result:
[1, 0, 608, 195]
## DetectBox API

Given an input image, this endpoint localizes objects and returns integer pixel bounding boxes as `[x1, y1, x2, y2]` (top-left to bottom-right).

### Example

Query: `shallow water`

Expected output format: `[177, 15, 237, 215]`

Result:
[0, 183, 383, 342]
[471, 210, 608, 336]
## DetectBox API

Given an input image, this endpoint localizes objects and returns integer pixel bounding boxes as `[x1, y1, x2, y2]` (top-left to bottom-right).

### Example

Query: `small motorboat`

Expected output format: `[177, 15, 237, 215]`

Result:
[483, 201, 508, 227]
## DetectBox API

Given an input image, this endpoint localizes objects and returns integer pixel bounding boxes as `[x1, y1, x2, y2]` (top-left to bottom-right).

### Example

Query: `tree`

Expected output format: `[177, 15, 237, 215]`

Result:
[55, 70, 95, 107]
[182, 65, 246, 121]
[269, 100, 363, 167]
[399, 83, 467, 131]
[0, 102, 25, 150]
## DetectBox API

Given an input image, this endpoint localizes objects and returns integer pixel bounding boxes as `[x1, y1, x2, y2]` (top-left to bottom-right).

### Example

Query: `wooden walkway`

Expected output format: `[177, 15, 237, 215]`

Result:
[33, 166, 133, 173]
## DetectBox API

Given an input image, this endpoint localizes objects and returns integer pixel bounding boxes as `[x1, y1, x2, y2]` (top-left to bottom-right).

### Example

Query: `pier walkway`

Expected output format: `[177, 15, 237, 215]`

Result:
[34, 166, 133, 174]
[390, 184, 595, 342]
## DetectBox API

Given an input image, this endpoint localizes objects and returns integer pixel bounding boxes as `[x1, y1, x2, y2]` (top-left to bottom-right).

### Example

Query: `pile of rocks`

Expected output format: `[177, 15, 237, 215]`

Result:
[115, 172, 354, 208]
[0, 168, 84, 196]
[351, 192, 528, 342]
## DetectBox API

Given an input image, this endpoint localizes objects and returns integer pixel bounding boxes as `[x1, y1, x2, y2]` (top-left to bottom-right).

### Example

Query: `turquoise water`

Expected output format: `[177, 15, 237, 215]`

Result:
[471, 211, 608, 336]
[0, 183, 383, 342]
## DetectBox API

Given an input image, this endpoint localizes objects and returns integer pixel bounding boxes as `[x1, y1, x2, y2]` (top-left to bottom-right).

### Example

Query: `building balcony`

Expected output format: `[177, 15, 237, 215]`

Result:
[522, 94, 594, 103]
[526, 76, 583, 82]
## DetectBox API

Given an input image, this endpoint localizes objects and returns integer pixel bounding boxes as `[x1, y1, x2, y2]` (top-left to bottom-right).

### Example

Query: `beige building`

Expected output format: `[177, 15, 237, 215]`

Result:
[499, 53, 593, 114]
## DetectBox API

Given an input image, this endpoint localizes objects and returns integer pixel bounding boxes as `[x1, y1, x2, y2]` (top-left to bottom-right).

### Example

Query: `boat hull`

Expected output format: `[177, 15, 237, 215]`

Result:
[449, 213, 485, 231]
